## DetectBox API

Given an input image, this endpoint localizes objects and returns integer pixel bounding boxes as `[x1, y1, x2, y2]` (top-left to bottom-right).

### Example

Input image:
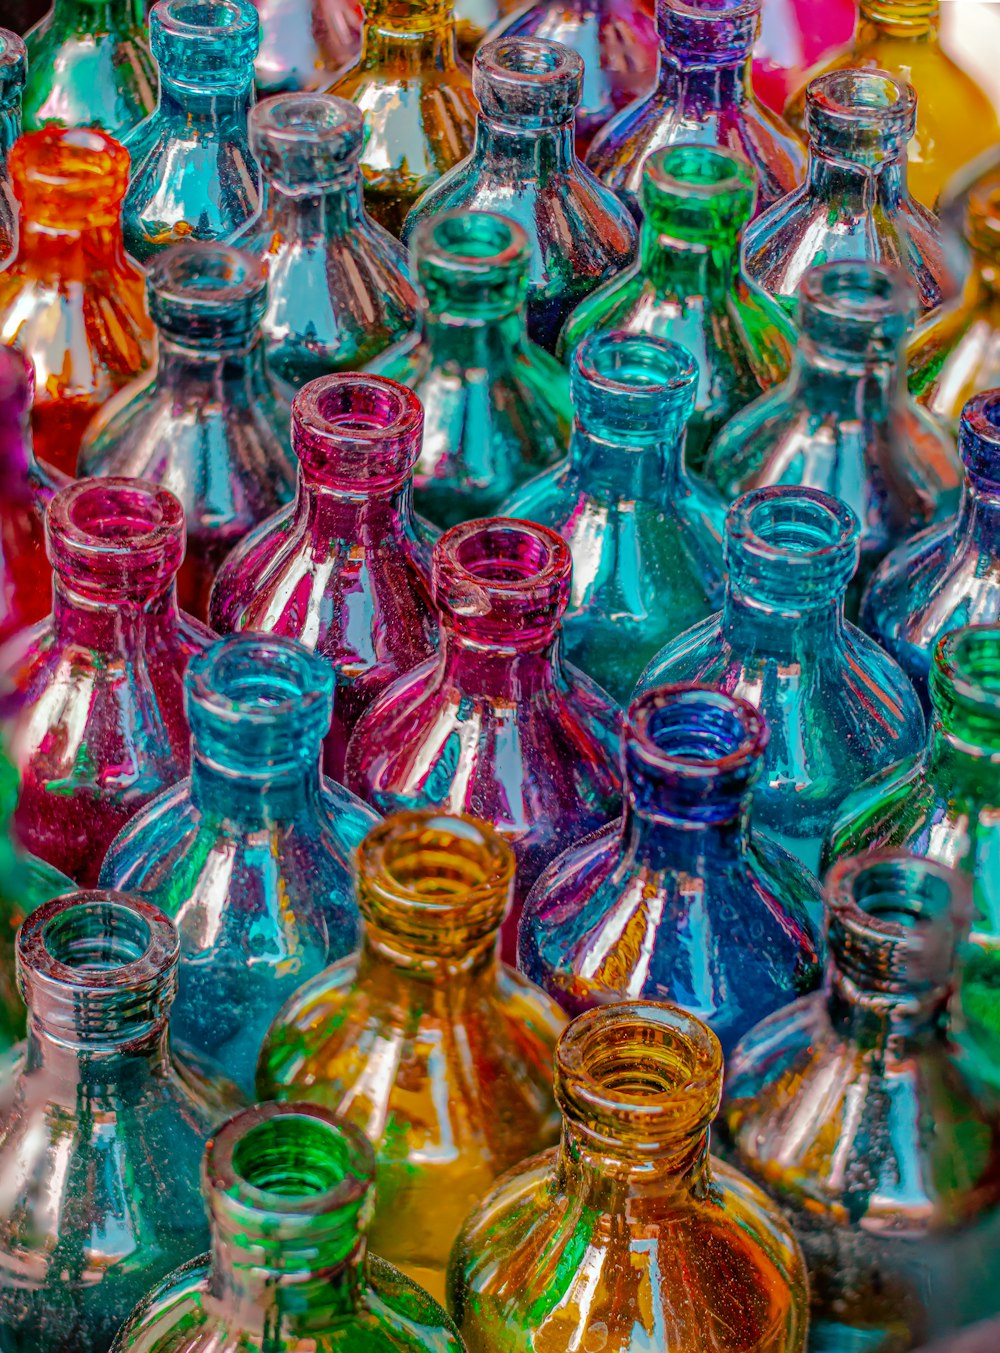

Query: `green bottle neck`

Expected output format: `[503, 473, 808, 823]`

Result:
[422, 305, 527, 364]
[209, 1237, 367, 1333]
[926, 719, 1000, 795]
[47, 0, 145, 35]
[639, 218, 739, 302]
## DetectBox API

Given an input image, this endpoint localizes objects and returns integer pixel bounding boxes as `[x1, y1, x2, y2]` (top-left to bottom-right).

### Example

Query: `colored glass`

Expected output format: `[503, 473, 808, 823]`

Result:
[403, 36, 638, 353]
[704, 261, 961, 586]
[0, 890, 239, 1353]
[259, 810, 566, 1301]
[448, 1001, 810, 1353]
[101, 634, 379, 1096]
[503, 332, 724, 704]
[0, 30, 26, 266]
[327, 0, 476, 238]
[744, 70, 953, 317]
[751, 0, 854, 113]
[454, 0, 523, 60]
[367, 210, 571, 528]
[0, 127, 153, 480]
[724, 851, 1000, 1349]
[639, 488, 927, 872]
[77, 243, 294, 622]
[254, 0, 361, 93]
[209, 374, 437, 782]
[0, 478, 212, 886]
[344, 517, 622, 952]
[233, 93, 419, 389]
[110, 1102, 465, 1352]
[558, 142, 795, 472]
[123, 0, 261, 264]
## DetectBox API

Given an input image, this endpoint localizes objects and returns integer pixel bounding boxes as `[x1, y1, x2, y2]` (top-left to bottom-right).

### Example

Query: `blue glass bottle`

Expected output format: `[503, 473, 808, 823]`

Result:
[403, 36, 638, 352]
[123, 0, 261, 264]
[100, 633, 379, 1096]
[638, 486, 926, 872]
[0, 30, 25, 266]
[518, 684, 822, 1052]
[232, 93, 419, 389]
[503, 331, 724, 704]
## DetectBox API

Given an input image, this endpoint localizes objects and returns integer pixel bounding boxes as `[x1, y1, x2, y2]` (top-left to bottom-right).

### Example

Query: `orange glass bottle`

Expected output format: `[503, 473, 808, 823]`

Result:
[0, 128, 152, 479]
[258, 809, 566, 1303]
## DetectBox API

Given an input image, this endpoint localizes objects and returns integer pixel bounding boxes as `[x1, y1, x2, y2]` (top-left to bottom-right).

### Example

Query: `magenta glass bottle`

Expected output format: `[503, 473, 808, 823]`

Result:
[0, 478, 212, 886]
[209, 374, 437, 781]
[344, 516, 623, 956]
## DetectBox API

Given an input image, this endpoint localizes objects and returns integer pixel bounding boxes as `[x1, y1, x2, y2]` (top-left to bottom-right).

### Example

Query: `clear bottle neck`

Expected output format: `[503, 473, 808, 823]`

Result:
[792, 335, 903, 420]
[261, 174, 366, 237]
[156, 332, 270, 387]
[658, 51, 749, 107]
[472, 112, 575, 175]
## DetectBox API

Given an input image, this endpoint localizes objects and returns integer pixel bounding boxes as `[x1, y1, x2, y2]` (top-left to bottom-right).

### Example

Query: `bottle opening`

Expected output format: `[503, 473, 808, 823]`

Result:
[232, 1114, 361, 1199]
[414, 210, 529, 319]
[799, 260, 912, 359]
[151, 0, 259, 78]
[292, 374, 423, 489]
[647, 142, 754, 193]
[424, 209, 523, 264]
[805, 69, 915, 150]
[11, 128, 130, 222]
[148, 243, 267, 342]
[448, 517, 567, 586]
[932, 625, 1000, 748]
[156, 0, 257, 36]
[727, 486, 860, 610]
[43, 898, 155, 972]
[571, 332, 697, 447]
[474, 37, 582, 126]
[250, 94, 362, 187]
[660, 0, 760, 62]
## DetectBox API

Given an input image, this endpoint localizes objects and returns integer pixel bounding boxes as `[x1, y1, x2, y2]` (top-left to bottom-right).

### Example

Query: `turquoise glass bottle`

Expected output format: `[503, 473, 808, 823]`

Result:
[403, 36, 638, 352]
[233, 92, 419, 389]
[123, 0, 261, 263]
[0, 30, 25, 266]
[367, 210, 571, 529]
[100, 633, 379, 1096]
[503, 331, 724, 704]
[558, 142, 795, 472]
[638, 487, 926, 871]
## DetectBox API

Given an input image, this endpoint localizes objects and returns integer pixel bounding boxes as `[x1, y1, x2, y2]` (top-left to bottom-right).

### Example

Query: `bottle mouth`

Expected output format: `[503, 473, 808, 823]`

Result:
[292, 374, 423, 492]
[571, 331, 698, 445]
[10, 128, 130, 226]
[147, 242, 267, 347]
[931, 624, 1000, 750]
[799, 259, 913, 360]
[413, 209, 530, 319]
[0, 30, 26, 108]
[642, 144, 756, 238]
[474, 37, 582, 128]
[805, 69, 915, 156]
[958, 391, 1000, 491]
[726, 487, 860, 611]
[150, 0, 259, 82]
[658, 0, 760, 64]
[250, 93, 363, 190]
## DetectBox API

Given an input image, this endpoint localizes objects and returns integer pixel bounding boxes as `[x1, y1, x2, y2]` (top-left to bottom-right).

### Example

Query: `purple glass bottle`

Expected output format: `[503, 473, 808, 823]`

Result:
[209, 374, 437, 781]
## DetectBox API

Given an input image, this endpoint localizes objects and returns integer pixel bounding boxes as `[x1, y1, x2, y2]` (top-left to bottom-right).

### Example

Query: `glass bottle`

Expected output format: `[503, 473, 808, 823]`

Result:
[367, 209, 571, 528]
[253, 0, 361, 94]
[233, 92, 419, 389]
[447, 1000, 810, 1353]
[23, 0, 155, 138]
[259, 809, 566, 1301]
[0, 127, 153, 480]
[558, 142, 795, 472]
[0, 890, 240, 1353]
[751, 0, 855, 114]
[703, 260, 961, 586]
[454, 0, 523, 61]
[724, 851, 1000, 1349]
[109, 1102, 465, 1352]
[503, 331, 724, 704]
[638, 488, 927, 872]
[101, 633, 379, 1096]
[0, 30, 26, 267]
[343, 516, 623, 953]
[123, 0, 261, 265]
[742, 69, 954, 316]
[209, 374, 437, 782]
[327, 0, 476, 238]
[403, 36, 639, 354]
[78, 242, 295, 622]
[0, 478, 212, 886]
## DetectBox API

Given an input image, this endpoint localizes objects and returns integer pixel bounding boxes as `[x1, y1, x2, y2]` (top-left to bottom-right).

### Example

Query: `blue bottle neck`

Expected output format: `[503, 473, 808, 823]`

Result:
[156, 73, 254, 133]
[722, 581, 846, 648]
[189, 753, 324, 824]
[620, 791, 750, 872]
[791, 337, 903, 422]
[951, 476, 1000, 560]
[568, 416, 687, 501]
[472, 114, 576, 177]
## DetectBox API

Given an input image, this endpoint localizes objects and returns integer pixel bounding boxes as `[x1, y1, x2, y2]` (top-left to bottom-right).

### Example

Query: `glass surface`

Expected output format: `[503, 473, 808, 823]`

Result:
[253, 0, 361, 93]
[402, 36, 638, 353]
[751, 0, 855, 113]
[0, 30, 25, 266]
[455, 0, 533, 60]
[259, 811, 566, 1301]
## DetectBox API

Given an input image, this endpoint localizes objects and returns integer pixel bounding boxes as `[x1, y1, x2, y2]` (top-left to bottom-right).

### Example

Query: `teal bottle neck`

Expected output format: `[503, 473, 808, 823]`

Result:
[792, 337, 902, 421]
[422, 306, 525, 366]
[262, 174, 367, 239]
[189, 755, 324, 825]
[568, 419, 684, 501]
[157, 74, 254, 132]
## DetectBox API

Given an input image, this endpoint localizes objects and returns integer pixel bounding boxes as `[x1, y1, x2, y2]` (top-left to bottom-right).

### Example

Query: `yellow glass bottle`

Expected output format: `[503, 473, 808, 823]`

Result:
[258, 809, 566, 1303]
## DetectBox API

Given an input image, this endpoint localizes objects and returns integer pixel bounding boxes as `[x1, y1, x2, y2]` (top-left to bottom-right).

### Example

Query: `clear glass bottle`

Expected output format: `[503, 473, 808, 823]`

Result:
[123, 0, 261, 264]
[253, 0, 361, 94]
[703, 260, 961, 587]
[0, 478, 212, 886]
[209, 374, 437, 782]
[0, 127, 153, 479]
[101, 633, 379, 1097]
[403, 36, 638, 353]
[0, 29, 26, 267]
[259, 810, 566, 1302]
[586, 0, 806, 220]
[327, 0, 476, 237]
[367, 209, 571, 529]
[0, 890, 240, 1353]
[504, 331, 724, 704]
[233, 92, 419, 389]
[724, 851, 1000, 1349]
[558, 142, 795, 472]
[639, 488, 927, 871]
[751, 0, 855, 113]
[109, 1102, 465, 1352]
[447, 1000, 810, 1353]
[78, 242, 295, 622]
[743, 69, 954, 317]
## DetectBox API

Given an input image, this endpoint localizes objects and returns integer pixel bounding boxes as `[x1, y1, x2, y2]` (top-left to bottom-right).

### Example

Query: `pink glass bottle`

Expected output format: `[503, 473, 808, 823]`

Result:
[344, 516, 623, 954]
[0, 478, 212, 886]
[209, 374, 437, 781]
[752, 0, 855, 114]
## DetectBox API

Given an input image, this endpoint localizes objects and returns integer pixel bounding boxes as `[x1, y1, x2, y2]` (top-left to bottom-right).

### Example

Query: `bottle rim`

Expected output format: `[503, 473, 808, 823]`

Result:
[474, 36, 582, 126]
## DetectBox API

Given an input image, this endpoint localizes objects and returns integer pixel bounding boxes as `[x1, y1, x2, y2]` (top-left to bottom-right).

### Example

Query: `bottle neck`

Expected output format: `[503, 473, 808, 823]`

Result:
[260, 175, 366, 238]
[926, 717, 1000, 792]
[559, 1116, 712, 1210]
[437, 621, 563, 697]
[358, 924, 499, 983]
[658, 50, 750, 108]
[189, 753, 323, 824]
[472, 114, 576, 176]
[858, 0, 938, 40]
[951, 477, 1000, 559]
[568, 422, 684, 500]
[16, 214, 130, 277]
[23, 1016, 173, 1090]
[824, 964, 948, 1052]
[640, 225, 738, 301]
[806, 138, 908, 206]
[156, 75, 254, 130]
[422, 306, 524, 362]
[620, 791, 750, 873]
[793, 337, 902, 421]
[49, 0, 144, 34]
[359, 3, 459, 72]
[156, 332, 269, 387]
[0, 103, 19, 163]
[723, 577, 846, 648]
[52, 574, 181, 648]
[294, 470, 419, 544]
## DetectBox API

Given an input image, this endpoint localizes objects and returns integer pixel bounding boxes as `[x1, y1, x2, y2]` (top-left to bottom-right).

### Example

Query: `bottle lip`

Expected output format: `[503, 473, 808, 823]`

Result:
[10, 127, 130, 225]
[627, 683, 768, 782]
[658, 0, 761, 63]
[571, 330, 698, 444]
[959, 390, 1000, 490]
[642, 143, 756, 231]
[0, 28, 26, 106]
[799, 259, 913, 358]
[250, 93, 363, 189]
[805, 68, 916, 154]
[726, 486, 860, 609]
[150, 0, 259, 81]
[292, 373, 424, 492]
[474, 36, 582, 127]
[412, 209, 530, 318]
[931, 624, 1000, 748]
[147, 242, 267, 344]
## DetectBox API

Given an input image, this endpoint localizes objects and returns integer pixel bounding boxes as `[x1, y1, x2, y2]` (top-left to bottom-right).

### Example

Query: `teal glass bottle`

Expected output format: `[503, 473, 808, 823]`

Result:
[100, 633, 379, 1096]
[0, 890, 240, 1353]
[503, 331, 724, 704]
[109, 1102, 465, 1352]
[233, 92, 420, 389]
[367, 209, 571, 529]
[558, 142, 795, 473]
[0, 30, 25, 266]
[638, 487, 926, 872]
[123, 0, 261, 264]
